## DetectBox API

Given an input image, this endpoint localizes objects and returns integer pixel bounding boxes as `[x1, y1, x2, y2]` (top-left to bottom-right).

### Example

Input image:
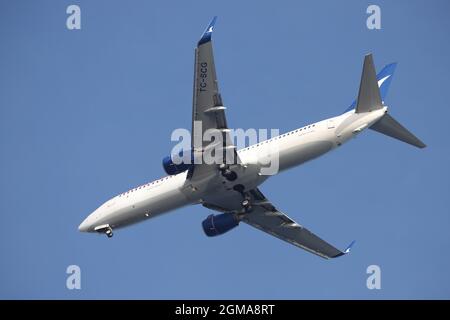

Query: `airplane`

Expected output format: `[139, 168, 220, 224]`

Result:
[78, 17, 426, 259]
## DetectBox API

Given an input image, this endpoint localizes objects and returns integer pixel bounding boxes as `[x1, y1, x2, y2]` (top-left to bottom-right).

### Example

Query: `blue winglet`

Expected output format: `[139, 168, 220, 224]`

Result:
[332, 240, 356, 258]
[344, 240, 356, 254]
[198, 16, 218, 46]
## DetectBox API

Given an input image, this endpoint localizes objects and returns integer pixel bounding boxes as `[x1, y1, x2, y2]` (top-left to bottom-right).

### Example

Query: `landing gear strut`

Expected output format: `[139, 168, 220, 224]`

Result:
[105, 227, 113, 238]
[233, 184, 253, 213]
[94, 224, 114, 238]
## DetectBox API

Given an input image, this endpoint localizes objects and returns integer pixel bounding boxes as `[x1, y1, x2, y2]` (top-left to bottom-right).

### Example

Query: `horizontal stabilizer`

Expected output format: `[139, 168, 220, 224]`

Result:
[370, 114, 426, 148]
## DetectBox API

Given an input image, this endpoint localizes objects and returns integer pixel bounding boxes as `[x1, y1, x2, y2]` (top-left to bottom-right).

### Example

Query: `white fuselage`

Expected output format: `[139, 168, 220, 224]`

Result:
[78, 108, 387, 233]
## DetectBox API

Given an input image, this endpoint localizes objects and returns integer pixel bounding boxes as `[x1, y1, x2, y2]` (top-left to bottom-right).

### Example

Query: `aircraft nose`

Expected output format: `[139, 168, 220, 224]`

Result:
[78, 218, 91, 232]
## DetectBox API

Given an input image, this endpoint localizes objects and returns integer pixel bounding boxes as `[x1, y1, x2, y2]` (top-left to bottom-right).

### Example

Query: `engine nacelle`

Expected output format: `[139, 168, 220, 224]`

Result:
[162, 151, 194, 175]
[202, 213, 239, 237]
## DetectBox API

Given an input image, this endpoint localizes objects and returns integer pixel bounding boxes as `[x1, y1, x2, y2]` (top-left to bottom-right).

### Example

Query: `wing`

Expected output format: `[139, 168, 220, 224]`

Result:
[202, 188, 355, 259]
[190, 17, 240, 180]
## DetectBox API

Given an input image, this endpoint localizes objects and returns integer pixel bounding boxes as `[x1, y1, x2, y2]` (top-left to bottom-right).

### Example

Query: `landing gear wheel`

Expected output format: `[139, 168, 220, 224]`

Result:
[221, 169, 237, 181]
[106, 228, 113, 238]
[242, 199, 250, 207]
[242, 198, 253, 212]
[232, 184, 253, 212]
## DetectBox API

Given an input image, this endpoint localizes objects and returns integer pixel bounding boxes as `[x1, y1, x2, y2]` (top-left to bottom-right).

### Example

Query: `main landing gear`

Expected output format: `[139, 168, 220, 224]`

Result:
[233, 184, 252, 212]
[219, 164, 237, 181]
[241, 198, 251, 211]
[219, 165, 251, 212]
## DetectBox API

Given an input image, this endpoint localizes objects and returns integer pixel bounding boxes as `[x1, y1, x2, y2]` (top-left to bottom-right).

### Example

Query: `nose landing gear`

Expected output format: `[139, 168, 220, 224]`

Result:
[94, 224, 114, 238]
[105, 227, 113, 238]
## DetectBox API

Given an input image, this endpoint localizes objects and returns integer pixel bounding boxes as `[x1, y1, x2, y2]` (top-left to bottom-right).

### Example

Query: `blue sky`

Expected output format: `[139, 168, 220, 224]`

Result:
[1, 0, 449, 299]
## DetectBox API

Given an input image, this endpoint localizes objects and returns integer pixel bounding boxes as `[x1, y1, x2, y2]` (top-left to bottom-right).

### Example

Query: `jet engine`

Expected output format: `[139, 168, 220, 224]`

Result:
[162, 151, 194, 175]
[202, 213, 239, 237]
